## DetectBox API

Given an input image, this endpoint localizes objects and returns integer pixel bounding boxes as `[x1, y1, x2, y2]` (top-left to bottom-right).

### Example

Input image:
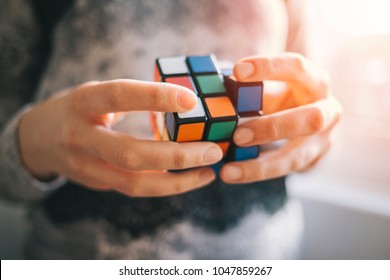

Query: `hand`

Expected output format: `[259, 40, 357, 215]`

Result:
[19, 80, 222, 197]
[220, 53, 342, 183]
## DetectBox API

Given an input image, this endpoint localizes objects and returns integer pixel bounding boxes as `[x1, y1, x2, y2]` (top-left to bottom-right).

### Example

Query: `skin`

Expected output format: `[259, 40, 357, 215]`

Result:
[17, 2, 341, 196]
[19, 80, 223, 197]
[19, 53, 342, 195]
[220, 52, 342, 183]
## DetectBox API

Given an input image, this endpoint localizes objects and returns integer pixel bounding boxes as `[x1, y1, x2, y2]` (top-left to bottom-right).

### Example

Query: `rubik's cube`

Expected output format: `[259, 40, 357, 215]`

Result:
[152, 54, 263, 163]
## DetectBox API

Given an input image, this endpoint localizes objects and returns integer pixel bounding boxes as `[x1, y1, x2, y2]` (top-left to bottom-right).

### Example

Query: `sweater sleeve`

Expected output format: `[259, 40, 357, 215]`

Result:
[0, 0, 67, 202]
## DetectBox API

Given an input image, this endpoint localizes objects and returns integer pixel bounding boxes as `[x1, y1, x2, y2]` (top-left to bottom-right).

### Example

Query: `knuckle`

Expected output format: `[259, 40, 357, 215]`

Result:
[149, 83, 165, 109]
[115, 175, 142, 197]
[103, 82, 122, 109]
[236, 161, 265, 183]
[268, 119, 280, 140]
[291, 150, 310, 171]
[290, 53, 306, 72]
[60, 125, 79, 149]
[116, 149, 139, 169]
[173, 149, 188, 169]
[307, 107, 325, 134]
[290, 156, 301, 172]
[251, 161, 266, 181]
[69, 82, 97, 112]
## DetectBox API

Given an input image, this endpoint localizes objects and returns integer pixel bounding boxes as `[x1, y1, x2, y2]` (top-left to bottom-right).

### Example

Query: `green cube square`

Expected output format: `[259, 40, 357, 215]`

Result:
[207, 121, 236, 141]
[195, 74, 226, 95]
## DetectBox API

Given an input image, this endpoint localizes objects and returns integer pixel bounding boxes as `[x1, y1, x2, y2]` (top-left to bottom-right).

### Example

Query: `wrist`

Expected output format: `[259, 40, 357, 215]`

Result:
[18, 106, 58, 181]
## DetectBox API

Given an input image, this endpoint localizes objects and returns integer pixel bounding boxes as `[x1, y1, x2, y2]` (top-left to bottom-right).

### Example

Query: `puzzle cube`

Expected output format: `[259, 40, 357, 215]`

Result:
[165, 97, 207, 142]
[187, 55, 219, 74]
[220, 67, 233, 77]
[224, 75, 263, 117]
[216, 141, 231, 159]
[227, 144, 260, 162]
[152, 54, 263, 165]
[163, 76, 198, 94]
[203, 96, 238, 141]
[154, 56, 189, 82]
[186, 55, 226, 97]
[211, 161, 224, 175]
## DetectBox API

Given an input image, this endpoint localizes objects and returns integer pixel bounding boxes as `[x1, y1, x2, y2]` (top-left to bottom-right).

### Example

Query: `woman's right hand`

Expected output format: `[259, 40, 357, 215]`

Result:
[18, 80, 222, 197]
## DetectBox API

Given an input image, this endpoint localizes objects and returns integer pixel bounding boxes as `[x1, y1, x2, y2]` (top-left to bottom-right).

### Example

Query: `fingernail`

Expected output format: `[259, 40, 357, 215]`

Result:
[234, 128, 254, 145]
[224, 165, 243, 181]
[177, 91, 196, 110]
[203, 146, 223, 164]
[235, 62, 255, 79]
[199, 168, 216, 185]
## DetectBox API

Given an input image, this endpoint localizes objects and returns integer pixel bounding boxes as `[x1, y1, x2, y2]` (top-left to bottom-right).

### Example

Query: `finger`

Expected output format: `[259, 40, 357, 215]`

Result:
[263, 82, 296, 114]
[234, 96, 342, 146]
[115, 168, 216, 197]
[234, 52, 330, 102]
[90, 112, 126, 128]
[297, 127, 336, 173]
[71, 79, 197, 115]
[296, 151, 326, 173]
[220, 132, 332, 184]
[64, 155, 216, 197]
[77, 126, 223, 170]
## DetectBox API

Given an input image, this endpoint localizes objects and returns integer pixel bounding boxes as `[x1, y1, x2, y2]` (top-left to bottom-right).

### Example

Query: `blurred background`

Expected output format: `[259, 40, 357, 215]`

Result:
[287, 0, 390, 259]
[1, 0, 389, 259]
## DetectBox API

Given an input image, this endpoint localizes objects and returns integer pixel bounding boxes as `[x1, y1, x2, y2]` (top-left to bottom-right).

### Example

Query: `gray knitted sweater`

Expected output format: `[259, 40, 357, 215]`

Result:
[0, 0, 303, 259]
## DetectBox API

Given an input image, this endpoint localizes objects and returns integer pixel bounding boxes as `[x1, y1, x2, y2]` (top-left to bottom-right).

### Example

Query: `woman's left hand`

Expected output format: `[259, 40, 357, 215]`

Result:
[220, 52, 342, 183]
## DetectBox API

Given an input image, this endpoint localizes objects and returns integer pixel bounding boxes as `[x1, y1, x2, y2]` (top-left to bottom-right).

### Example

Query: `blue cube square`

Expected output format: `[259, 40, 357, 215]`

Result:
[224, 75, 263, 118]
[187, 55, 218, 74]
[234, 146, 259, 161]
[237, 86, 262, 113]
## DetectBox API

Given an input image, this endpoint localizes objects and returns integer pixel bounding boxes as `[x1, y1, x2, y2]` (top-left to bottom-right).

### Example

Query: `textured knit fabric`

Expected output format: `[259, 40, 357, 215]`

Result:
[0, 0, 303, 259]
